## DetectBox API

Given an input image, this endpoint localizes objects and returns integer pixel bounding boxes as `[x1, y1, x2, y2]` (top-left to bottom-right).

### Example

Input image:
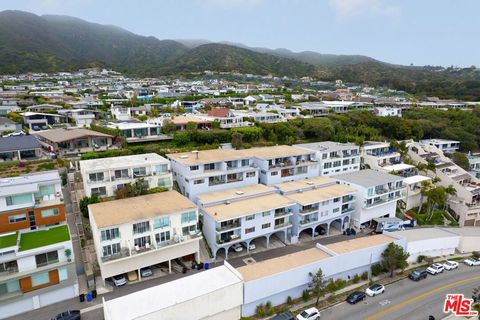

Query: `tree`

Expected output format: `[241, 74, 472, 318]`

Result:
[231, 131, 243, 149]
[186, 121, 198, 132]
[79, 195, 100, 218]
[308, 268, 327, 306]
[381, 243, 409, 277]
[115, 178, 149, 199]
[162, 121, 177, 134]
[451, 152, 470, 171]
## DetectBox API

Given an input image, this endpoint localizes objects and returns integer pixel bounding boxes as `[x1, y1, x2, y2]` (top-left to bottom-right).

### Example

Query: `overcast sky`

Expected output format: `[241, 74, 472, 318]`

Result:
[1, 0, 478, 67]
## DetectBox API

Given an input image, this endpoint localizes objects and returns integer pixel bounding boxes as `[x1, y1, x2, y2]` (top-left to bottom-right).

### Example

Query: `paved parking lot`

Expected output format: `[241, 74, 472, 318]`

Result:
[217, 234, 287, 260]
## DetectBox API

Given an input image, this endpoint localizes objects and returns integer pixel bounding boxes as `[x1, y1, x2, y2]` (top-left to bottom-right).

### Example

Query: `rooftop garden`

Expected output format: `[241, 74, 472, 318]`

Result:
[0, 232, 18, 249]
[19, 225, 70, 251]
[0, 158, 68, 178]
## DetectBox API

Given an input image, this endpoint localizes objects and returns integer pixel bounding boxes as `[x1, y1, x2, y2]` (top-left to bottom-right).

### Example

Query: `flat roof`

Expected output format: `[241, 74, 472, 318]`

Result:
[335, 169, 401, 187]
[389, 228, 459, 242]
[443, 227, 480, 237]
[104, 265, 242, 320]
[284, 184, 356, 206]
[167, 145, 314, 165]
[203, 193, 294, 221]
[80, 153, 168, 171]
[0, 171, 60, 197]
[295, 141, 358, 152]
[89, 191, 196, 228]
[237, 247, 332, 282]
[197, 184, 275, 206]
[275, 176, 337, 193]
[382, 163, 415, 172]
[325, 234, 396, 254]
[403, 175, 431, 185]
[34, 128, 112, 143]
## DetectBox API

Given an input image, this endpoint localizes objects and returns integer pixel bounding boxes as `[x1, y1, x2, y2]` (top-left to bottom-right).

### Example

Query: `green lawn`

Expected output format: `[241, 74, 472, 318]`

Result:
[19, 225, 70, 251]
[0, 232, 18, 249]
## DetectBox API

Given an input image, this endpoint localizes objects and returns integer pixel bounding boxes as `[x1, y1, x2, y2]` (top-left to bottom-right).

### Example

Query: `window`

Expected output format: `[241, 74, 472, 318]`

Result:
[320, 211, 328, 217]
[245, 214, 255, 221]
[100, 228, 120, 241]
[133, 167, 147, 177]
[31, 272, 50, 287]
[182, 224, 197, 236]
[189, 165, 199, 171]
[58, 267, 68, 281]
[114, 169, 129, 179]
[0, 260, 18, 273]
[134, 236, 150, 248]
[241, 159, 249, 166]
[0, 279, 20, 296]
[91, 187, 106, 197]
[322, 153, 327, 159]
[343, 159, 350, 165]
[271, 171, 278, 176]
[40, 208, 59, 218]
[155, 231, 171, 243]
[8, 214, 27, 223]
[245, 227, 255, 234]
[324, 162, 332, 169]
[153, 217, 170, 229]
[262, 223, 271, 229]
[6, 194, 32, 206]
[193, 179, 204, 185]
[35, 251, 59, 267]
[262, 211, 271, 217]
[321, 200, 329, 206]
[102, 243, 120, 257]
[333, 208, 340, 213]
[246, 171, 255, 178]
[333, 197, 340, 203]
[367, 188, 374, 197]
[155, 164, 168, 174]
[36, 184, 55, 198]
[157, 178, 171, 188]
[88, 172, 104, 182]
[204, 163, 215, 171]
[333, 161, 341, 167]
[181, 211, 197, 224]
[133, 221, 150, 234]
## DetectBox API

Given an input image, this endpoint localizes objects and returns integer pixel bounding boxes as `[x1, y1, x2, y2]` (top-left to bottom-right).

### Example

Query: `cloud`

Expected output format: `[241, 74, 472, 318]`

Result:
[328, 0, 400, 17]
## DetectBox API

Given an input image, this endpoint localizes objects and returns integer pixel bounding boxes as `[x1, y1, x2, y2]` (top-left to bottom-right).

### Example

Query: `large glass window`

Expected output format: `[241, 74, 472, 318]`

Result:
[6, 194, 32, 206]
[36, 185, 55, 198]
[133, 167, 147, 177]
[155, 231, 171, 244]
[100, 228, 120, 241]
[31, 271, 50, 287]
[35, 251, 59, 267]
[157, 178, 171, 188]
[155, 164, 168, 174]
[102, 243, 120, 257]
[153, 217, 170, 229]
[132, 221, 150, 234]
[0, 279, 20, 296]
[8, 214, 27, 223]
[58, 267, 68, 281]
[181, 211, 197, 224]
[40, 208, 59, 218]
[88, 172, 104, 182]
[114, 169, 129, 179]
[0, 261, 18, 273]
[134, 236, 150, 248]
[91, 187, 106, 197]
[182, 224, 197, 236]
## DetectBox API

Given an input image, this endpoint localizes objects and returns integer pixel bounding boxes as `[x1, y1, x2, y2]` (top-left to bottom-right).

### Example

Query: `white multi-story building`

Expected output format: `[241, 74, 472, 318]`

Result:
[200, 185, 295, 259]
[274, 177, 356, 240]
[401, 175, 432, 211]
[80, 153, 172, 198]
[57, 109, 96, 127]
[89, 191, 201, 284]
[167, 146, 319, 203]
[420, 139, 460, 153]
[296, 141, 360, 176]
[374, 107, 402, 117]
[335, 169, 405, 228]
[0, 172, 78, 319]
[104, 121, 164, 143]
[467, 153, 480, 178]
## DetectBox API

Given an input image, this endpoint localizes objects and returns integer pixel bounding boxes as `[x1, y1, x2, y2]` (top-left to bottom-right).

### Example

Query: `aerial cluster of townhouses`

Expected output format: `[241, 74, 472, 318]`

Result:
[1, 69, 480, 319]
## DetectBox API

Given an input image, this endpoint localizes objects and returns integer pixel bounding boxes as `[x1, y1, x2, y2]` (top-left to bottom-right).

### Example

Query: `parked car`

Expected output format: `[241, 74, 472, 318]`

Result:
[346, 291, 366, 304]
[296, 307, 320, 320]
[140, 267, 153, 277]
[443, 260, 459, 271]
[112, 274, 127, 287]
[472, 291, 480, 303]
[231, 243, 243, 252]
[270, 311, 295, 320]
[409, 269, 428, 281]
[51, 310, 81, 320]
[365, 284, 385, 297]
[426, 263, 444, 275]
[464, 257, 480, 266]
[243, 242, 256, 251]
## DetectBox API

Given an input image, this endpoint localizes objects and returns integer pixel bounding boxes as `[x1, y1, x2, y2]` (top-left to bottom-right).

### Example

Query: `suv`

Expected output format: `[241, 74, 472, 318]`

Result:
[443, 260, 459, 271]
[409, 269, 428, 281]
[51, 310, 81, 320]
[426, 263, 444, 275]
[346, 291, 366, 304]
[296, 307, 320, 320]
[464, 257, 480, 266]
[112, 274, 127, 286]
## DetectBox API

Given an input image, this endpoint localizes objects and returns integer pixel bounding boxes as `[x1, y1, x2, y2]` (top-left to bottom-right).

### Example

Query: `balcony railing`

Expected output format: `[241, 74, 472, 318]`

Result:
[300, 207, 319, 214]
[342, 195, 354, 202]
[275, 209, 291, 217]
[300, 218, 318, 225]
[0, 266, 19, 277]
[342, 207, 354, 214]
[216, 221, 241, 232]
[208, 178, 226, 186]
[274, 222, 291, 229]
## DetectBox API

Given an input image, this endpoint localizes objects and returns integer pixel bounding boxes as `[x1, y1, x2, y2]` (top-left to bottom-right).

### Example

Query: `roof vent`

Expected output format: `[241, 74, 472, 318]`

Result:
[235, 191, 244, 195]
[306, 181, 314, 185]
[192, 150, 199, 159]
[225, 200, 231, 205]
[180, 155, 189, 159]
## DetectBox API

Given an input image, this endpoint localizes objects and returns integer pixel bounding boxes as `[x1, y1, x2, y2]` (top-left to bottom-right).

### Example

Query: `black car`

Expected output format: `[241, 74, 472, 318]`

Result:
[269, 311, 295, 320]
[51, 310, 81, 320]
[409, 269, 428, 281]
[346, 291, 366, 304]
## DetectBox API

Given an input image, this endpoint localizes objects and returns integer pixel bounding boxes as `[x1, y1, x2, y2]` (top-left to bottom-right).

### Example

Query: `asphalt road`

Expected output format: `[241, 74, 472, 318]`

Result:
[320, 264, 480, 320]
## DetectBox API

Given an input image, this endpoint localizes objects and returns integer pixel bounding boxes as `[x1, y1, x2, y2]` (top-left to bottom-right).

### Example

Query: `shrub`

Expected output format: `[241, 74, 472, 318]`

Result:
[425, 257, 434, 265]
[255, 304, 265, 317]
[417, 255, 427, 263]
[286, 296, 293, 305]
[352, 274, 361, 284]
[473, 251, 480, 259]
[265, 301, 273, 316]
[371, 263, 385, 277]
[361, 271, 369, 281]
[38, 162, 55, 170]
[302, 289, 310, 302]
[79, 195, 100, 218]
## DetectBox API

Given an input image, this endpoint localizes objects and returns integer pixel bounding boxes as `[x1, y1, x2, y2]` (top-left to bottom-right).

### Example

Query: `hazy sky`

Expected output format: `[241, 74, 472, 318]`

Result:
[1, 0, 478, 67]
